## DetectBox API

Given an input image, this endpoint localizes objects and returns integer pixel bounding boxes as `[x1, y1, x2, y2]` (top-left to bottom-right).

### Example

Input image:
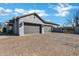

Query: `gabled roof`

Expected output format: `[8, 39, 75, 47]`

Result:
[12, 13, 59, 26]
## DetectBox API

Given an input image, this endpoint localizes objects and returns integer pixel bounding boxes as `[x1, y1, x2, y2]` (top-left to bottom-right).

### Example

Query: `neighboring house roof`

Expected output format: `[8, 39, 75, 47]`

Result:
[10, 13, 59, 26]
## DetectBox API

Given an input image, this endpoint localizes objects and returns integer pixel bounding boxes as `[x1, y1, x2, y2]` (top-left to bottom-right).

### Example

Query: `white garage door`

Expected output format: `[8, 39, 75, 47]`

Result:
[44, 26, 51, 32]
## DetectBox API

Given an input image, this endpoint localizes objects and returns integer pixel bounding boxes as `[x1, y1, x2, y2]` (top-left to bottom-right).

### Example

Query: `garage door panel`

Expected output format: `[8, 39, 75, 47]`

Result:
[24, 24, 40, 34]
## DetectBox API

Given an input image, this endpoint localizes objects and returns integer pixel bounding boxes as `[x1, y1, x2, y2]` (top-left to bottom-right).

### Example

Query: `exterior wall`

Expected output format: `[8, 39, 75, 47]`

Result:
[24, 23, 41, 34]
[13, 21, 17, 34]
[43, 26, 52, 32]
[75, 27, 79, 34]
[19, 22, 24, 36]
[19, 15, 44, 24]
[13, 20, 19, 35]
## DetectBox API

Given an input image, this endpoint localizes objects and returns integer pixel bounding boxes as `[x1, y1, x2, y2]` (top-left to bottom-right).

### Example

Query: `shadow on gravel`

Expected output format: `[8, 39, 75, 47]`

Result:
[0, 32, 18, 36]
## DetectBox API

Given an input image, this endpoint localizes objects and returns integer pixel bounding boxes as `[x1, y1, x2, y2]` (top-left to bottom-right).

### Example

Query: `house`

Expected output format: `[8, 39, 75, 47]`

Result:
[6, 13, 59, 36]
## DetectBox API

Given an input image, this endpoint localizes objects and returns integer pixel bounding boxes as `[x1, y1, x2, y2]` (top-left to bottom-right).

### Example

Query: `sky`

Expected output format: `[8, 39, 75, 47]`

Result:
[0, 3, 79, 26]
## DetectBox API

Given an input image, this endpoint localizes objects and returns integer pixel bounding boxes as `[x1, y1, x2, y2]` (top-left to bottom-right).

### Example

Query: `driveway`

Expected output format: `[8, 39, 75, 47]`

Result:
[0, 33, 79, 56]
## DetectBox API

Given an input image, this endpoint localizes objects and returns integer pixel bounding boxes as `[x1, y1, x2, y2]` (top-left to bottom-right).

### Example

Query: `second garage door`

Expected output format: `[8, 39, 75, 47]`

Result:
[24, 23, 41, 34]
[44, 26, 52, 32]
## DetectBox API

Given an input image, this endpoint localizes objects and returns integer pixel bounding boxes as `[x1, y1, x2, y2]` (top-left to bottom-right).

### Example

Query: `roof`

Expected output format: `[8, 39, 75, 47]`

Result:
[12, 13, 59, 26]
[43, 20, 59, 26]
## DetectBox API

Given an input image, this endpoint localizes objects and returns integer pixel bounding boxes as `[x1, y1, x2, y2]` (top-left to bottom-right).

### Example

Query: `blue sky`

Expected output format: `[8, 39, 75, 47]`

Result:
[0, 3, 79, 26]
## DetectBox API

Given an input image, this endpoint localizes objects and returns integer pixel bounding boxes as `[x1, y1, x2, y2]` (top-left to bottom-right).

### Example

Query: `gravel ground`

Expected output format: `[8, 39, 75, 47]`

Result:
[0, 33, 79, 56]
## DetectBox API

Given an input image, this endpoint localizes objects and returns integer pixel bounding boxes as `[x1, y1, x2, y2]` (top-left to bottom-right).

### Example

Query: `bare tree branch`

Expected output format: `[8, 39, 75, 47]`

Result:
[65, 9, 79, 28]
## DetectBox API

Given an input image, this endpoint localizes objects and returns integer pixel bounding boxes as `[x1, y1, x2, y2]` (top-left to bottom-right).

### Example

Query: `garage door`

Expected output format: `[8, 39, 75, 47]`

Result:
[44, 26, 51, 32]
[24, 23, 41, 34]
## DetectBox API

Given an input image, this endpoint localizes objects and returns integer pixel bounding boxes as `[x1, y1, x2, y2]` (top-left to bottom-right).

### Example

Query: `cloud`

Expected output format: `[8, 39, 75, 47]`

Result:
[14, 8, 27, 15]
[0, 7, 12, 16]
[49, 3, 79, 17]
[53, 3, 72, 17]
[0, 7, 49, 17]
[0, 5, 49, 17]
[14, 8, 49, 17]
[28, 9, 49, 16]
[55, 10, 69, 17]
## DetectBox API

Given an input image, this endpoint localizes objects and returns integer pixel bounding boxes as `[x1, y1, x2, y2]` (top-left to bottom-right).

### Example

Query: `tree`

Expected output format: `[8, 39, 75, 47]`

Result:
[65, 9, 79, 28]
